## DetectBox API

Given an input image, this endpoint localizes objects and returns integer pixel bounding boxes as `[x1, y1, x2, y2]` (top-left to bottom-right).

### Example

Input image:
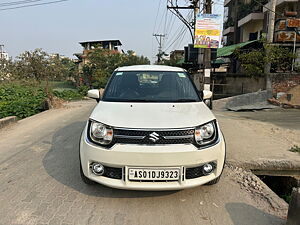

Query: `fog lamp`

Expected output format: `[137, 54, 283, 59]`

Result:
[203, 163, 213, 175]
[91, 163, 105, 176]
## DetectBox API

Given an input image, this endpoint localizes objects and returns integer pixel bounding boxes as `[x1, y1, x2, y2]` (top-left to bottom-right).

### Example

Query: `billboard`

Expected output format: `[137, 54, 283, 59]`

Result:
[194, 14, 222, 49]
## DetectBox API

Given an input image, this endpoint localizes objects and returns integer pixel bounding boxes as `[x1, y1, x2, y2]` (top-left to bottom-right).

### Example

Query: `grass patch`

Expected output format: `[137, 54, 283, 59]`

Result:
[0, 83, 47, 119]
[52, 89, 83, 101]
[41, 81, 77, 90]
[0, 81, 88, 119]
[289, 145, 300, 154]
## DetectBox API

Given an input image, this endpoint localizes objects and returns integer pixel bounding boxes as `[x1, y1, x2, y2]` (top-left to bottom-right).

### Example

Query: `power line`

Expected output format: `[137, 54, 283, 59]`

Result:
[157, 7, 168, 33]
[0, 0, 43, 7]
[252, 0, 282, 17]
[164, 23, 187, 51]
[164, 8, 194, 52]
[0, 0, 68, 11]
[153, 0, 163, 33]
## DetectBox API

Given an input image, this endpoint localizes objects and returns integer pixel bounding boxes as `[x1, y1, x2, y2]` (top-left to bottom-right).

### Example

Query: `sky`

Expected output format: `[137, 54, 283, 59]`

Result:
[0, 0, 223, 62]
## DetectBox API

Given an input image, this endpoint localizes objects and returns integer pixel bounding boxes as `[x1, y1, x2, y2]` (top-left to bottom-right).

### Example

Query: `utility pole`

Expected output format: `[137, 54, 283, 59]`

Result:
[203, 0, 212, 92]
[233, 0, 239, 44]
[264, 0, 277, 95]
[153, 34, 165, 64]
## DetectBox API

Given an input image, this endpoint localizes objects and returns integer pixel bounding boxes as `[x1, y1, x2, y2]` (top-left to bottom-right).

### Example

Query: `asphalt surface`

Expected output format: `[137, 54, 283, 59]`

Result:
[0, 100, 287, 225]
[224, 108, 300, 131]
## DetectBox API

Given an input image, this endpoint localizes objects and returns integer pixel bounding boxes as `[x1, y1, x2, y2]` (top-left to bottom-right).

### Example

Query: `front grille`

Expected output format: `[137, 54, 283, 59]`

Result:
[186, 166, 205, 179]
[103, 166, 123, 180]
[114, 128, 195, 145]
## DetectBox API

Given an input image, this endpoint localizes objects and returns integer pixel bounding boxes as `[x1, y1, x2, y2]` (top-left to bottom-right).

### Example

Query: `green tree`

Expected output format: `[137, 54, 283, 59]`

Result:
[234, 42, 297, 76]
[82, 49, 150, 88]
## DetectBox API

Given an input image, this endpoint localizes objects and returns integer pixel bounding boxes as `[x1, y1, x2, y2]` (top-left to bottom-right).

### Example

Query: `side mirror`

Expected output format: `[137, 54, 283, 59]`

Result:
[202, 90, 212, 100]
[202, 90, 213, 109]
[87, 89, 100, 102]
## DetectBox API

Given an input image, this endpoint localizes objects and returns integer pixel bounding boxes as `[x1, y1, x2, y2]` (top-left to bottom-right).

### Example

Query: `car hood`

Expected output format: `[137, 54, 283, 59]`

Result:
[89, 101, 216, 129]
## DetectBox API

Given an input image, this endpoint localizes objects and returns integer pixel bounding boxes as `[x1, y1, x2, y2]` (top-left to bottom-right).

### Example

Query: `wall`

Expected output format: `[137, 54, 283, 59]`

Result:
[241, 20, 263, 42]
[271, 73, 300, 93]
[211, 73, 300, 99]
[212, 73, 266, 99]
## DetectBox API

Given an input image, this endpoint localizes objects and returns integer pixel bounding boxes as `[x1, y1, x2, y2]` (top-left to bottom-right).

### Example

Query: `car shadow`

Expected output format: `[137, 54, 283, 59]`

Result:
[225, 202, 285, 225]
[42, 121, 178, 198]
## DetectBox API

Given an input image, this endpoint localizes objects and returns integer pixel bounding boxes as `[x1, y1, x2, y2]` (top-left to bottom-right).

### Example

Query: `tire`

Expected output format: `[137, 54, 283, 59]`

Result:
[80, 162, 96, 185]
[205, 175, 221, 185]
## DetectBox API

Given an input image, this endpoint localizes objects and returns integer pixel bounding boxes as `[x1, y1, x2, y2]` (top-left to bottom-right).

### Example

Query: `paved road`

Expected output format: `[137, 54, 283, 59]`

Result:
[220, 108, 300, 131]
[0, 100, 287, 225]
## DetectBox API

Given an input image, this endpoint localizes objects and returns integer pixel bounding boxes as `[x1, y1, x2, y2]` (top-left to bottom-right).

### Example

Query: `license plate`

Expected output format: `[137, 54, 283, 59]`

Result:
[128, 168, 180, 181]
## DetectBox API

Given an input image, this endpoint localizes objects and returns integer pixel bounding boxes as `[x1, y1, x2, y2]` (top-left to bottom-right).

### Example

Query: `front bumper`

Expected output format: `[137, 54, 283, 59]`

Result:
[80, 127, 226, 190]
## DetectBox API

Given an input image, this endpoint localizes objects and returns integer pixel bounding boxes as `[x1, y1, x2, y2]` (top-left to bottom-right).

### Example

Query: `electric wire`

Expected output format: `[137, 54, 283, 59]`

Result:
[252, 0, 282, 17]
[164, 10, 193, 52]
[164, 16, 187, 49]
[0, 0, 43, 7]
[153, 0, 163, 33]
[0, 0, 68, 11]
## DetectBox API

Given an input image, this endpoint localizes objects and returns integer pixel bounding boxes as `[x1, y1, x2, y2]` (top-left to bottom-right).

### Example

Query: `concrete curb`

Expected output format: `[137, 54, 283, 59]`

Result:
[227, 159, 300, 173]
[225, 90, 276, 111]
[286, 188, 300, 225]
[0, 116, 17, 129]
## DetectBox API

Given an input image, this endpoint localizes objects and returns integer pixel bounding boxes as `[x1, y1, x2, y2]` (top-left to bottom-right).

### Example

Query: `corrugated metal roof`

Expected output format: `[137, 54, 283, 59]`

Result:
[217, 40, 257, 57]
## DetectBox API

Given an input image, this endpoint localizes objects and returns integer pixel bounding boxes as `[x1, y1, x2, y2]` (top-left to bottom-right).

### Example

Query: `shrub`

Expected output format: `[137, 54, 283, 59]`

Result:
[0, 83, 47, 119]
[52, 89, 83, 101]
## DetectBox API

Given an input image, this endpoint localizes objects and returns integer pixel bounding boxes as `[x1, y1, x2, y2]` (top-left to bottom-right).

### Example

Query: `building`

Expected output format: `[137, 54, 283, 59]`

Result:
[0, 45, 9, 60]
[74, 40, 122, 70]
[223, 0, 300, 45]
[221, 0, 300, 73]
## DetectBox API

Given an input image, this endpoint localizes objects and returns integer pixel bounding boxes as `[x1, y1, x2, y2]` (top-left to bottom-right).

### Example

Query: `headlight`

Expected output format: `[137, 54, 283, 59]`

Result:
[194, 120, 218, 147]
[89, 120, 113, 145]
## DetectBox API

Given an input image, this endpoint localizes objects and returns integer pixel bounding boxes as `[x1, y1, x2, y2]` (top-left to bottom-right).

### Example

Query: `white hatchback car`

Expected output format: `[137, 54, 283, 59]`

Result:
[80, 65, 226, 190]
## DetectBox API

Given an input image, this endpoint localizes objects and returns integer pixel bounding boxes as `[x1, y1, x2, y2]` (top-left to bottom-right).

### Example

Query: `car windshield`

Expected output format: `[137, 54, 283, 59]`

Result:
[102, 71, 200, 102]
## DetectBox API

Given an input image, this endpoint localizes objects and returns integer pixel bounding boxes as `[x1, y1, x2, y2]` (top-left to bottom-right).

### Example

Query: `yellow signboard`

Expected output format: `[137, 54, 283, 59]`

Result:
[194, 14, 222, 49]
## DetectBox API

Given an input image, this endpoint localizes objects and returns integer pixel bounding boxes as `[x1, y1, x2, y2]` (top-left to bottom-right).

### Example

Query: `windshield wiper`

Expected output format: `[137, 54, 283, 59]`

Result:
[174, 99, 198, 102]
[118, 99, 158, 102]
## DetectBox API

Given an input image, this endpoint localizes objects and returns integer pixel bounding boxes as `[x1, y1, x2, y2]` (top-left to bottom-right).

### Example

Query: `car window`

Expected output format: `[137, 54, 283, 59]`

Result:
[102, 71, 200, 102]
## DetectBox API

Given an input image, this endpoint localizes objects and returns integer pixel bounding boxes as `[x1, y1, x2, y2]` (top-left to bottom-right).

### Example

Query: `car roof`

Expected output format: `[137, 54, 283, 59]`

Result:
[115, 65, 186, 72]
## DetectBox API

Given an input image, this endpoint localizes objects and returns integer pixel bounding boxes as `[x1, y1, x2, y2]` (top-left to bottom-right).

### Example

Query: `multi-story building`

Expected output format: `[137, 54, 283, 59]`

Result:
[0, 45, 9, 60]
[74, 40, 122, 70]
[223, 0, 300, 46]
[221, 0, 300, 73]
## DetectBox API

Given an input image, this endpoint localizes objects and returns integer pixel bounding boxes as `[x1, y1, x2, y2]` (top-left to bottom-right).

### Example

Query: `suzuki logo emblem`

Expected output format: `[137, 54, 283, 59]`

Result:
[149, 132, 160, 142]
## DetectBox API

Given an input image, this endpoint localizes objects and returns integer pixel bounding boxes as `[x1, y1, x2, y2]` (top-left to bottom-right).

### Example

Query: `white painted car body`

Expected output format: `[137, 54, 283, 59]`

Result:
[80, 65, 226, 190]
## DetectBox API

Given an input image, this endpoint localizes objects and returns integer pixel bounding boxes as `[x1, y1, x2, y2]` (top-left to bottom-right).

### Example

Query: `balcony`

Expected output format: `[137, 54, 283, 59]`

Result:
[238, 12, 264, 27]
[237, 0, 268, 19]
[223, 18, 235, 35]
[237, 0, 266, 27]
[223, 26, 235, 35]
[263, 0, 298, 12]
[224, 0, 232, 7]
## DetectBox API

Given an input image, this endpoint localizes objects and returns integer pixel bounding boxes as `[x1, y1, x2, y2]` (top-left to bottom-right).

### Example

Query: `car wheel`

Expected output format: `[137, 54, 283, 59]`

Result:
[205, 175, 221, 185]
[80, 163, 96, 185]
